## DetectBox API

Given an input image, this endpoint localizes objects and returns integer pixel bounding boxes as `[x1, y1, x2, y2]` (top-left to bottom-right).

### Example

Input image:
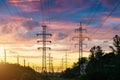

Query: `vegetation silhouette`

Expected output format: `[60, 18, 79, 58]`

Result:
[61, 35, 120, 80]
[0, 63, 42, 80]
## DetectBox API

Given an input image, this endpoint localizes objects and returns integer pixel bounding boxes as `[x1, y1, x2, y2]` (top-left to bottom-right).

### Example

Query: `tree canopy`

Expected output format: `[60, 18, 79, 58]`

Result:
[61, 35, 120, 80]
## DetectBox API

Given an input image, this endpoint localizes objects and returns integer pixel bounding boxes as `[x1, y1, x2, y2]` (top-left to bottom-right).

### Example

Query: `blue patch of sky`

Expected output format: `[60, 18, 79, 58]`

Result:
[0, 0, 11, 16]
[24, 31, 37, 39]
[24, 27, 42, 39]
[58, 32, 67, 39]
[88, 21, 102, 27]
[110, 7, 120, 17]
[11, 9, 44, 22]
[0, 0, 21, 17]
[49, 2, 106, 23]
[17, 26, 41, 39]
[108, 20, 120, 31]
[43, 0, 55, 9]
[51, 6, 98, 23]
[44, 9, 74, 22]
[23, 21, 39, 29]
[107, 20, 120, 25]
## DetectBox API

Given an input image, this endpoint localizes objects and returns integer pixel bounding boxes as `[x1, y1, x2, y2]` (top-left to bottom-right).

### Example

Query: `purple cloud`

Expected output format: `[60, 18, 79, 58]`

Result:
[23, 20, 39, 31]
[101, 0, 118, 7]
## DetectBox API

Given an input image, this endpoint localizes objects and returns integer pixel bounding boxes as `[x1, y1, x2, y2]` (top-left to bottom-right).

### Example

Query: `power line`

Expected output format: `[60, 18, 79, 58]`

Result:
[91, 0, 120, 38]
[85, 0, 101, 28]
[100, 22, 120, 39]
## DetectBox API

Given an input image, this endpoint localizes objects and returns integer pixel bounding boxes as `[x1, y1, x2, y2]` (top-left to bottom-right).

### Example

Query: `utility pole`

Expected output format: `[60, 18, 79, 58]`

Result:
[36, 25, 52, 73]
[65, 52, 68, 69]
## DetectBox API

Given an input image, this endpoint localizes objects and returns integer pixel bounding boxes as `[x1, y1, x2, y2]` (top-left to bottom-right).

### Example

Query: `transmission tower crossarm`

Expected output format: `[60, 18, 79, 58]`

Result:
[36, 33, 52, 36]
[75, 27, 87, 32]
[37, 40, 52, 43]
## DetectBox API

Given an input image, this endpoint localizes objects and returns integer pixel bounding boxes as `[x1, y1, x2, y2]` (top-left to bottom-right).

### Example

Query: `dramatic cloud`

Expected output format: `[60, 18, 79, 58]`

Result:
[8, 0, 41, 12]
[0, 0, 119, 68]
[8, 0, 94, 13]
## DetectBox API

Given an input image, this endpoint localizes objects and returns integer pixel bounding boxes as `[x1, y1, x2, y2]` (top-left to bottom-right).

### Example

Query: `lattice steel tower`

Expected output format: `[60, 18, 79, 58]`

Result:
[73, 22, 88, 59]
[48, 53, 54, 73]
[36, 25, 52, 73]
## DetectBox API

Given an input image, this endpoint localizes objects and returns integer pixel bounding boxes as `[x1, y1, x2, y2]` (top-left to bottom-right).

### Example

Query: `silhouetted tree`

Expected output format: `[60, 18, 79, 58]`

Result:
[86, 35, 120, 80]
[61, 35, 120, 80]
[109, 35, 120, 54]
[113, 35, 120, 54]
[61, 57, 88, 78]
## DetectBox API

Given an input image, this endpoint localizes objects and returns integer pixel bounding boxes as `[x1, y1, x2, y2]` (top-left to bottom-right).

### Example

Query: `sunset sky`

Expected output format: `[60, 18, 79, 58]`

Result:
[0, 0, 120, 71]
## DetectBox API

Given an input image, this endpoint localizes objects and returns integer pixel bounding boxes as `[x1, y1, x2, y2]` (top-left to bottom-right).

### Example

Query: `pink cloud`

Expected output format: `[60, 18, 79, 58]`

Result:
[0, 16, 31, 43]
[43, 20, 117, 41]
[0, 14, 119, 54]
[86, 23, 119, 39]
[0, 14, 118, 44]
[8, 0, 42, 12]
[101, 0, 118, 7]
[108, 16, 120, 22]
[48, 0, 93, 13]
[8, 0, 92, 13]
[9, 15, 33, 21]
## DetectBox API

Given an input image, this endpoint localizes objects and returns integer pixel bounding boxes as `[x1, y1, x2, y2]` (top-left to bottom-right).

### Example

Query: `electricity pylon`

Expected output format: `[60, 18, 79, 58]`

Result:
[61, 58, 64, 72]
[65, 52, 68, 69]
[36, 25, 52, 73]
[48, 53, 54, 73]
[73, 22, 89, 59]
